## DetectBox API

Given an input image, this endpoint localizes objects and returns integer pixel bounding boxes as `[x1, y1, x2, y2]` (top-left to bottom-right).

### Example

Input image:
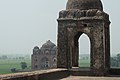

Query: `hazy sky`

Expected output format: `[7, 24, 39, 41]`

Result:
[0, 0, 119, 55]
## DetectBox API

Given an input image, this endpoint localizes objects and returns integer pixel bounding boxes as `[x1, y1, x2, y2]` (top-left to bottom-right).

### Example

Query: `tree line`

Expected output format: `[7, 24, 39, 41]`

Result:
[111, 53, 120, 67]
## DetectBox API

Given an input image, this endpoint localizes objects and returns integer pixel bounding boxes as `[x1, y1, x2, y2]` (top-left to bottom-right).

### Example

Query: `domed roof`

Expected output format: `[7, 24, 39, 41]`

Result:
[33, 46, 39, 54]
[66, 0, 103, 11]
[34, 46, 39, 49]
[41, 40, 56, 49]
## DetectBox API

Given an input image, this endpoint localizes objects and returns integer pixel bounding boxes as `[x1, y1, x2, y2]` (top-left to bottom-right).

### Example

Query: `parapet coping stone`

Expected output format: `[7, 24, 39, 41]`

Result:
[0, 68, 67, 80]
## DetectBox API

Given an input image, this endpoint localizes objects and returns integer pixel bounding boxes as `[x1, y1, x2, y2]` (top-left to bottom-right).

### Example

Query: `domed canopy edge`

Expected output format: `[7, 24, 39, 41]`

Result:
[66, 0, 103, 11]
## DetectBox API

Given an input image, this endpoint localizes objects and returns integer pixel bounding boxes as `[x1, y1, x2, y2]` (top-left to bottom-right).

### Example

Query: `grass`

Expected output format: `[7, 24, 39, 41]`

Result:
[0, 59, 31, 74]
[79, 59, 90, 67]
[0, 58, 90, 74]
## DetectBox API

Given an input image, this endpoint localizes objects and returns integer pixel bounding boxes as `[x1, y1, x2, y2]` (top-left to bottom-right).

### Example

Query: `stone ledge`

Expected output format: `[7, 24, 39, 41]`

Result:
[1, 68, 120, 80]
[0, 69, 68, 80]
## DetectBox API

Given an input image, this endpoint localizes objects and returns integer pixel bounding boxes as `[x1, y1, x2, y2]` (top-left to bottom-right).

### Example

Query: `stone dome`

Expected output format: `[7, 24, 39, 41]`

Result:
[34, 46, 39, 50]
[41, 40, 56, 49]
[66, 0, 103, 11]
[33, 46, 39, 54]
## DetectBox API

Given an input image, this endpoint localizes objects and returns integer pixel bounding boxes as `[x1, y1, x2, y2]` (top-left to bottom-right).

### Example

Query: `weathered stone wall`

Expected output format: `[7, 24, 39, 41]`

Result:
[32, 41, 57, 70]
[57, 3, 110, 75]
[0, 69, 69, 80]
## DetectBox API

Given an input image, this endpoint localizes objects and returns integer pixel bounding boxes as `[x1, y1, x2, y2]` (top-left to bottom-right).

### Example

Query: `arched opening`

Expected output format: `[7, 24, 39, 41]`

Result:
[78, 33, 90, 68]
[41, 57, 49, 69]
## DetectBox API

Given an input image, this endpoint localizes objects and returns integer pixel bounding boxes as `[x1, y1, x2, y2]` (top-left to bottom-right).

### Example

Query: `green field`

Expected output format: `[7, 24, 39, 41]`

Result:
[0, 58, 90, 74]
[79, 59, 90, 67]
[0, 59, 31, 74]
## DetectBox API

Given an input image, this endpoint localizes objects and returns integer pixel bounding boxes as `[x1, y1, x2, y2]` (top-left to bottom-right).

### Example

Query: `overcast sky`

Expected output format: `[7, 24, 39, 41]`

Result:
[0, 0, 119, 55]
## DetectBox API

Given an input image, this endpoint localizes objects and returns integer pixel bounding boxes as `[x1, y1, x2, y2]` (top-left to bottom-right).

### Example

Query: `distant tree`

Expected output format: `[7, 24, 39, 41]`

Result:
[117, 54, 120, 61]
[9, 58, 11, 59]
[111, 57, 118, 67]
[117, 54, 120, 67]
[1, 55, 8, 59]
[19, 57, 25, 60]
[16, 57, 18, 59]
[11, 68, 16, 72]
[86, 57, 89, 60]
[20, 62, 27, 69]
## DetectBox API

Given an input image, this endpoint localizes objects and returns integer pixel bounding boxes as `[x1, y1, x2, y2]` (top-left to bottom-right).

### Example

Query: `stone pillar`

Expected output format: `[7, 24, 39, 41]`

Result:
[104, 21, 111, 74]
[91, 24, 105, 75]
[57, 21, 68, 68]
[90, 21, 110, 76]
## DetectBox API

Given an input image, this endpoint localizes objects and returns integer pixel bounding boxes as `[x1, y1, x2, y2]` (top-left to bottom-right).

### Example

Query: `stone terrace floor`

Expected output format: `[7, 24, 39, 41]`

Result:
[61, 76, 120, 80]
[0, 69, 120, 80]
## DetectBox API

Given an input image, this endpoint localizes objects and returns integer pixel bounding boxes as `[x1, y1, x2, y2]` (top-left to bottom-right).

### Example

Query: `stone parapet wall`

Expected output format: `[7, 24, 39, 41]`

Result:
[1, 68, 120, 80]
[0, 69, 68, 80]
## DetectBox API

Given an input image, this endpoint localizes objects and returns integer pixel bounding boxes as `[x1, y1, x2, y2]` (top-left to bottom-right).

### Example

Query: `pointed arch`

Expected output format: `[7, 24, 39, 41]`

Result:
[78, 33, 90, 68]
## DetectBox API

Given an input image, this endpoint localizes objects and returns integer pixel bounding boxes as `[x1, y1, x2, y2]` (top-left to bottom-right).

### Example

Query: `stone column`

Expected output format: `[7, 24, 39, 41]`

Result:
[104, 21, 111, 74]
[91, 22, 107, 76]
[57, 21, 68, 68]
